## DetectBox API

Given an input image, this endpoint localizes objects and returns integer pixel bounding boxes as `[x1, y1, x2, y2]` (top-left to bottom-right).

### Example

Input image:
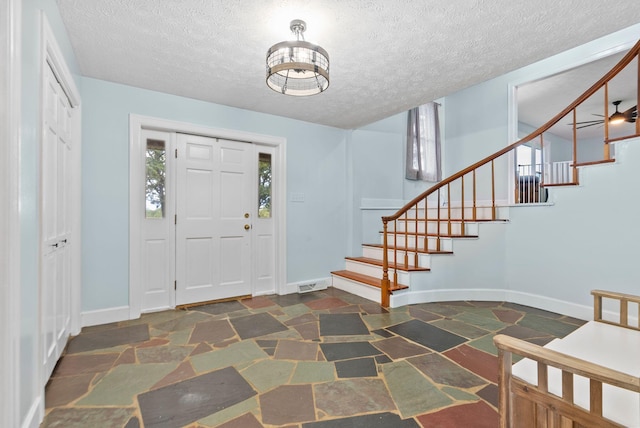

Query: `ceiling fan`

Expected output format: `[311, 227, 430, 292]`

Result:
[571, 100, 637, 129]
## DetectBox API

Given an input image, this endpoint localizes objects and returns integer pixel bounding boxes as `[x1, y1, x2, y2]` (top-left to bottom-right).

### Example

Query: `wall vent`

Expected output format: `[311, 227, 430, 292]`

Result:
[297, 281, 327, 293]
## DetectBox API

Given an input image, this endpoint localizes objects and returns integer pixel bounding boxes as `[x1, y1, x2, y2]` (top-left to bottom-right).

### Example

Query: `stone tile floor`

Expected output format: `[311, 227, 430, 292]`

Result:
[42, 288, 585, 427]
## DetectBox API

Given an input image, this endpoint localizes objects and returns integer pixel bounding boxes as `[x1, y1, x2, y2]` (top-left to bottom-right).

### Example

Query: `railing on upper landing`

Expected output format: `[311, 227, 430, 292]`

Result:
[380, 39, 640, 307]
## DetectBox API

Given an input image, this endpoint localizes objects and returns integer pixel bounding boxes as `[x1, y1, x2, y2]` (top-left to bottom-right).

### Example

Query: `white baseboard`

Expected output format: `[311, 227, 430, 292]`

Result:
[504, 290, 592, 320]
[390, 288, 508, 308]
[389, 288, 594, 320]
[81, 306, 130, 327]
[21, 396, 41, 428]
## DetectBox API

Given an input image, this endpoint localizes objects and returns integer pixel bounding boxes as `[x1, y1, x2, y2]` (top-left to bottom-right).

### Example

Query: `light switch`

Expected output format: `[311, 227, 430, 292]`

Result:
[290, 192, 305, 202]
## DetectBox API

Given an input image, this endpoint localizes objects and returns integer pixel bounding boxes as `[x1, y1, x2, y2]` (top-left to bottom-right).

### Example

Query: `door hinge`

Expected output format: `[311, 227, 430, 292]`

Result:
[174, 214, 177, 224]
[174, 280, 177, 290]
[175, 148, 178, 158]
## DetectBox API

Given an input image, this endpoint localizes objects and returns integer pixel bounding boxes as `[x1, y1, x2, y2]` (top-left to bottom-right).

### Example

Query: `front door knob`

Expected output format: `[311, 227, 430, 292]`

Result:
[244, 224, 251, 230]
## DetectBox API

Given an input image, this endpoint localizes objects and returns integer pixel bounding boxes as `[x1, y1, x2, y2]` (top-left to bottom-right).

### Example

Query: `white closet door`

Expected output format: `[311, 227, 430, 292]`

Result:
[41, 63, 73, 380]
[175, 134, 253, 305]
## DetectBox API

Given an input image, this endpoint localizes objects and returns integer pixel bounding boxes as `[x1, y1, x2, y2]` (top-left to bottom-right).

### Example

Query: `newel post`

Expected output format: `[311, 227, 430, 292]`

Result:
[381, 219, 390, 308]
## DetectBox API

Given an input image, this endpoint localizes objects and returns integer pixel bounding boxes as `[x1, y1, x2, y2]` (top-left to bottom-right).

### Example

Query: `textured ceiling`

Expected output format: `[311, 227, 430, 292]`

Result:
[56, 0, 640, 129]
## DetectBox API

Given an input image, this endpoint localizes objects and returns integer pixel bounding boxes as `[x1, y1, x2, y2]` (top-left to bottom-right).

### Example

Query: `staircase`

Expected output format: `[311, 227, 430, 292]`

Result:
[332, 39, 640, 308]
[332, 204, 509, 304]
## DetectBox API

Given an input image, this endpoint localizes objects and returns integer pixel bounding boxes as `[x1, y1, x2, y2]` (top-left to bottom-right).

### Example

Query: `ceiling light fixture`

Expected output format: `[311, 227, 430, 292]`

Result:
[266, 19, 329, 96]
[609, 100, 625, 125]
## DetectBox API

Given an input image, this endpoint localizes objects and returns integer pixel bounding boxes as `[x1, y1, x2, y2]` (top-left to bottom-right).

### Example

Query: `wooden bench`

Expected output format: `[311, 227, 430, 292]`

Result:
[494, 290, 640, 427]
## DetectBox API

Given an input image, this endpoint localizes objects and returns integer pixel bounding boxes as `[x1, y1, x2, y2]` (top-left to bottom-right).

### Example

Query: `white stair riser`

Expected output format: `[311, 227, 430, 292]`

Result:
[331, 275, 380, 303]
[390, 221, 479, 235]
[406, 206, 496, 220]
[344, 260, 411, 285]
[362, 246, 431, 268]
[380, 234, 454, 252]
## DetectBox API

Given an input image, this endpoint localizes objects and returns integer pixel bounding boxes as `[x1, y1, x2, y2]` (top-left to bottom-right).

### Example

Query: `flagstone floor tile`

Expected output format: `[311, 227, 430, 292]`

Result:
[45, 373, 95, 407]
[230, 312, 289, 340]
[476, 383, 499, 407]
[42, 407, 135, 428]
[335, 357, 377, 378]
[51, 353, 119, 377]
[431, 318, 490, 339]
[43, 289, 582, 428]
[139, 366, 256, 428]
[382, 360, 453, 418]
[66, 324, 150, 354]
[387, 319, 466, 352]
[372, 335, 431, 359]
[319, 313, 369, 336]
[216, 412, 263, 428]
[518, 313, 581, 337]
[293, 322, 320, 340]
[241, 359, 295, 392]
[188, 319, 236, 344]
[313, 378, 395, 417]
[305, 296, 350, 310]
[407, 352, 486, 388]
[303, 412, 420, 427]
[274, 339, 319, 361]
[260, 384, 316, 425]
[416, 400, 499, 428]
[192, 300, 246, 315]
[319, 341, 382, 361]
[444, 344, 498, 383]
[492, 308, 524, 323]
[290, 361, 336, 384]
[77, 362, 178, 406]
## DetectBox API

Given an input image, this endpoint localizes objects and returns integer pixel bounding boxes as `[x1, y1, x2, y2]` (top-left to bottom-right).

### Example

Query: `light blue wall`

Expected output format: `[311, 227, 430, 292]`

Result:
[81, 77, 348, 311]
[348, 128, 404, 253]
[20, 0, 81, 423]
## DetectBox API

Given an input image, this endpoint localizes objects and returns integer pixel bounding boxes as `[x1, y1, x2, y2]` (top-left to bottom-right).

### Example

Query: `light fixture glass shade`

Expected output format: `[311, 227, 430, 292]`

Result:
[266, 21, 329, 96]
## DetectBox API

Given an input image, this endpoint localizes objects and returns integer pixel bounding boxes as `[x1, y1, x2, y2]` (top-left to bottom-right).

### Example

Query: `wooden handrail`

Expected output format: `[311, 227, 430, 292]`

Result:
[380, 39, 640, 306]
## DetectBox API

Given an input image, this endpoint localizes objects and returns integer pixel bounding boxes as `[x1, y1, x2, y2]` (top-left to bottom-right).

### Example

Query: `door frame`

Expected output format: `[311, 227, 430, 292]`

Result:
[0, 0, 21, 425]
[129, 115, 287, 319]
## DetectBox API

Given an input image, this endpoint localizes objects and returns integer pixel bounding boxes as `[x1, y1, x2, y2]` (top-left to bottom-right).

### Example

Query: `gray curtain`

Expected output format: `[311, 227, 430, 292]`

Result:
[405, 102, 442, 181]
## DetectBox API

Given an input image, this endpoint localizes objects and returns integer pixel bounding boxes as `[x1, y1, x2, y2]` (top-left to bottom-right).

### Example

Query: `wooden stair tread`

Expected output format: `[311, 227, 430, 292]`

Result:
[396, 218, 507, 223]
[345, 256, 430, 272]
[331, 270, 409, 292]
[363, 244, 453, 255]
[541, 182, 579, 187]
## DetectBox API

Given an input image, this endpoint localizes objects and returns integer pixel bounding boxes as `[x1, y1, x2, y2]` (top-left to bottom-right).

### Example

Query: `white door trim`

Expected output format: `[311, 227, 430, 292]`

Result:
[129, 114, 287, 319]
[0, 0, 21, 426]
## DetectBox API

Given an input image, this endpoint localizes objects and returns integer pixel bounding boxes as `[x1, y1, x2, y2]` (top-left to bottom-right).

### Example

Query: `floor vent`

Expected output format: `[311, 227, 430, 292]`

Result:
[298, 282, 327, 293]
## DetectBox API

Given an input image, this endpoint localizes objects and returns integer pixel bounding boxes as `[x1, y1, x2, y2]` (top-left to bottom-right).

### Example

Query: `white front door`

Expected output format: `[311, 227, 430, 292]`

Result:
[41, 63, 73, 380]
[175, 134, 253, 305]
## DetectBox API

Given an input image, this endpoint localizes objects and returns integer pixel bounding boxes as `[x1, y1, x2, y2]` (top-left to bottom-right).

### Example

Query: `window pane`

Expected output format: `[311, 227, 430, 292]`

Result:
[258, 153, 272, 218]
[145, 139, 166, 219]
